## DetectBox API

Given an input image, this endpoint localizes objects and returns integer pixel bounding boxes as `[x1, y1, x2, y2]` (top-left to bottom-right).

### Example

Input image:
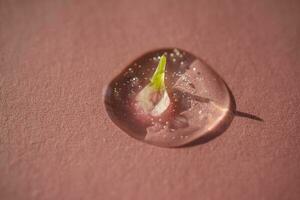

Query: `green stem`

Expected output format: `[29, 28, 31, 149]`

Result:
[150, 55, 166, 91]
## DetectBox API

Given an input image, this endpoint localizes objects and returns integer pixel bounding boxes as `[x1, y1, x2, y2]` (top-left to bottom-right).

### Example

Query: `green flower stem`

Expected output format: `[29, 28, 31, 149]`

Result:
[150, 55, 166, 91]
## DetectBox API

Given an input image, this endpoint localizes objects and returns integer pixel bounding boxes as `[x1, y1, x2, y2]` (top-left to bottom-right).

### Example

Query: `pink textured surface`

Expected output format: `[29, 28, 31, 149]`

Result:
[0, 0, 300, 199]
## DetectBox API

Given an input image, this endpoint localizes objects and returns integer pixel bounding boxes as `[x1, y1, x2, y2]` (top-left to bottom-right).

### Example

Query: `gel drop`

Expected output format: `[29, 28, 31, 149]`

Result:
[105, 48, 234, 147]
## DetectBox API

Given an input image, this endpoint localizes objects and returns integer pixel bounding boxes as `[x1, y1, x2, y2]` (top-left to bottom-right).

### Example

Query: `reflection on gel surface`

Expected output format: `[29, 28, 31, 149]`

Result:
[105, 48, 234, 147]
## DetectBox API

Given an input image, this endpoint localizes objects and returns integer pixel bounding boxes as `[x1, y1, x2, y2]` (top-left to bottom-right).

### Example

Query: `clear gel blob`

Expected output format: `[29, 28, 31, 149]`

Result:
[105, 48, 234, 147]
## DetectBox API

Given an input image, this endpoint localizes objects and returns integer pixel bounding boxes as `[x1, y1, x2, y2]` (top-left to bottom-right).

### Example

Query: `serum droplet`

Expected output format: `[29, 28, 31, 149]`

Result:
[105, 48, 234, 147]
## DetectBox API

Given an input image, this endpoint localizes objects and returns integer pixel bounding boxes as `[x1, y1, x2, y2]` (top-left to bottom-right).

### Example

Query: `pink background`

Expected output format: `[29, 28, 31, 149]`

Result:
[1, 0, 300, 199]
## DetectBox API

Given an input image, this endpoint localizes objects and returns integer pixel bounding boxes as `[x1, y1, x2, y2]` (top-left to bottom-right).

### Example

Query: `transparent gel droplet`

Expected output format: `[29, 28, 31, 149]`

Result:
[105, 48, 234, 147]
